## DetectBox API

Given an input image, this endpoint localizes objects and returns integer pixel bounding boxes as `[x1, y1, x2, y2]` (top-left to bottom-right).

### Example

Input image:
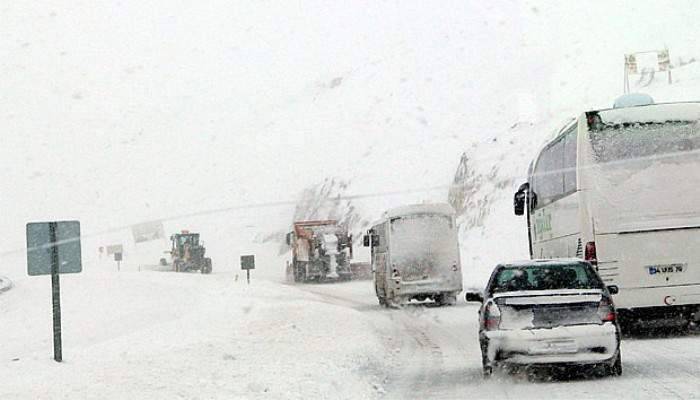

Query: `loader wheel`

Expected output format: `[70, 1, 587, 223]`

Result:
[201, 258, 212, 274]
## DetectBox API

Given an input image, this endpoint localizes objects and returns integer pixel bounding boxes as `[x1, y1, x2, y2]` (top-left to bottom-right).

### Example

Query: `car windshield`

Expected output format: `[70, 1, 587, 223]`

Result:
[491, 264, 604, 293]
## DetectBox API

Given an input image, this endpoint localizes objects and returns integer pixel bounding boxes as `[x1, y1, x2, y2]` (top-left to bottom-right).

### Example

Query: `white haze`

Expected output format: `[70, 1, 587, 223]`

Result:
[2, 1, 700, 277]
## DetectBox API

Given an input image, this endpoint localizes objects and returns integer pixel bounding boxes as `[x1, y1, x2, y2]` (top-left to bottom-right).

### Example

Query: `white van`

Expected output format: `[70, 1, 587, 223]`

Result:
[364, 203, 463, 306]
[514, 101, 700, 327]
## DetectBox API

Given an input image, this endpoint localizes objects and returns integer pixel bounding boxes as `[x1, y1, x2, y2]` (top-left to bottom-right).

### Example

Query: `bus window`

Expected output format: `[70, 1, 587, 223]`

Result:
[532, 139, 564, 207]
[563, 126, 577, 194]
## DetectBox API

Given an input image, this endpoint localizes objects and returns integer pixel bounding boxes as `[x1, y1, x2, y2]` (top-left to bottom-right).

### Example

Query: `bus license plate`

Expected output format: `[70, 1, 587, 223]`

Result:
[646, 263, 687, 276]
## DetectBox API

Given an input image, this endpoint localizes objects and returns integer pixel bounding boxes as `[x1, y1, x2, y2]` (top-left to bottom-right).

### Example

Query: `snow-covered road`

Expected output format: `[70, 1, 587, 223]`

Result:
[299, 281, 700, 399]
[2, 270, 699, 399]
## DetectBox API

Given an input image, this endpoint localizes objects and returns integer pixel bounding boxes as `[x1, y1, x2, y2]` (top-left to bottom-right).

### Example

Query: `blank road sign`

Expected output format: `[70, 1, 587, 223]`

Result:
[26, 221, 82, 276]
[241, 255, 255, 270]
[106, 244, 124, 255]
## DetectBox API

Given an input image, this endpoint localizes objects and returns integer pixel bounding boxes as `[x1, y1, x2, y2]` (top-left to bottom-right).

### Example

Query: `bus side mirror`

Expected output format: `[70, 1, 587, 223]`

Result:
[363, 235, 370, 247]
[607, 285, 619, 295]
[514, 182, 529, 216]
[285, 232, 293, 246]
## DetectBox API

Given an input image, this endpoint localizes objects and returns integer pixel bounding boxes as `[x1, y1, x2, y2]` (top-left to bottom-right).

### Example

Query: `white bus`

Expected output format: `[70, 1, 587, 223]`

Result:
[514, 101, 700, 327]
[363, 204, 463, 307]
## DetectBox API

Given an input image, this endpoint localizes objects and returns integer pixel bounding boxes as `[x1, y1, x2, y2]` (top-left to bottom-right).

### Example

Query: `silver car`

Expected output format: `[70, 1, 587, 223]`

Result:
[466, 259, 622, 378]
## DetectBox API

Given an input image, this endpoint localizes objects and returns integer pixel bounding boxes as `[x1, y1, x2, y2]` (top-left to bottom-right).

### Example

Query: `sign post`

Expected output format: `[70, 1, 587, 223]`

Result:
[624, 48, 672, 94]
[27, 220, 82, 363]
[114, 252, 123, 271]
[240, 255, 255, 284]
[49, 222, 62, 362]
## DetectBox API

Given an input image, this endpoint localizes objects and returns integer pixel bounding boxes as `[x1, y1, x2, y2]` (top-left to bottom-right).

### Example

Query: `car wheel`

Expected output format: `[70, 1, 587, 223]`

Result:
[607, 352, 622, 376]
[482, 363, 493, 378]
[481, 341, 492, 378]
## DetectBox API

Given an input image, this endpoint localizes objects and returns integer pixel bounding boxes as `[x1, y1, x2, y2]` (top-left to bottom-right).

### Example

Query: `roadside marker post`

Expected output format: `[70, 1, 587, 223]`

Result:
[26, 221, 82, 363]
[114, 252, 122, 271]
[240, 255, 255, 284]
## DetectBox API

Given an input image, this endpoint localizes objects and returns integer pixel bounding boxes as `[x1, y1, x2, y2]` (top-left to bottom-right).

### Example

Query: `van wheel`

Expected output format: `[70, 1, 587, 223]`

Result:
[437, 294, 456, 306]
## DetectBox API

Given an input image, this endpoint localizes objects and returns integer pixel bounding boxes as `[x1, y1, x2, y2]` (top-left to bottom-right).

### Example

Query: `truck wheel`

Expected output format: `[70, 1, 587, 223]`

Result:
[294, 264, 306, 283]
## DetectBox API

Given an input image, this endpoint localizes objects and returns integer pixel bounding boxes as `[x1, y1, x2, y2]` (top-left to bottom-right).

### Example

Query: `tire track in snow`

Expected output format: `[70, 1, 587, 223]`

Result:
[290, 282, 481, 399]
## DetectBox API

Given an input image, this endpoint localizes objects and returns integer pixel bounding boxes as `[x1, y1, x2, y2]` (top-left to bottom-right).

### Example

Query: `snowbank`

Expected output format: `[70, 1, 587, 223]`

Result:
[0, 269, 384, 399]
[0, 276, 12, 294]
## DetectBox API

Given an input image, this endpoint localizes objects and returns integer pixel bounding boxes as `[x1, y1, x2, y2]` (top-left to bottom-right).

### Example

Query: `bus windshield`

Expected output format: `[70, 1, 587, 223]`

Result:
[584, 107, 700, 232]
[589, 120, 700, 163]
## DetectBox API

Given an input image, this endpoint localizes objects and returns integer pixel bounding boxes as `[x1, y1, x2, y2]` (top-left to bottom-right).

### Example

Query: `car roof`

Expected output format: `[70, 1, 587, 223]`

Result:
[499, 258, 589, 268]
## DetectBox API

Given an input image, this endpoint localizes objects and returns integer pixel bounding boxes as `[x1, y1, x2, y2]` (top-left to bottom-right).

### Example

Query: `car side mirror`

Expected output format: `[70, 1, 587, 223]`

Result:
[514, 182, 529, 216]
[465, 292, 484, 303]
[362, 235, 370, 247]
[607, 285, 619, 295]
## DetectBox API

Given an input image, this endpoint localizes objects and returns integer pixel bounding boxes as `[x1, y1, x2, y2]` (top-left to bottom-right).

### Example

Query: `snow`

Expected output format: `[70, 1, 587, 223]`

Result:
[0, 276, 12, 294]
[0, 268, 384, 400]
[2, 1, 700, 398]
[382, 203, 455, 220]
[499, 292, 602, 305]
[485, 323, 618, 364]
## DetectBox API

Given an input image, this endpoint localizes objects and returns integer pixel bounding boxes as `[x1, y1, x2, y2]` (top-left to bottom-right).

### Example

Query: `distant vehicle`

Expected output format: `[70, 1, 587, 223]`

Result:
[514, 102, 700, 328]
[466, 259, 622, 378]
[169, 231, 212, 274]
[364, 203, 462, 307]
[285, 220, 353, 282]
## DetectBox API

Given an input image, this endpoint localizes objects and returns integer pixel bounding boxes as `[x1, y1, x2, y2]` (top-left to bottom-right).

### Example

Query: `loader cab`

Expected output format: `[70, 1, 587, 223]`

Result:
[171, 233, 200, 254]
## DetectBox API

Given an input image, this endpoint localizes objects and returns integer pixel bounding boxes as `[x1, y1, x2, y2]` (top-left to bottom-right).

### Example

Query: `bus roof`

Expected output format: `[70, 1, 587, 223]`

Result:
[584, 101, 700, 125]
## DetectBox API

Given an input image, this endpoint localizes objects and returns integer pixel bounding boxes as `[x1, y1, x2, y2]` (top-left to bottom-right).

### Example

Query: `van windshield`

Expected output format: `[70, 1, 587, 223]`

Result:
[491, 264, 604, 293]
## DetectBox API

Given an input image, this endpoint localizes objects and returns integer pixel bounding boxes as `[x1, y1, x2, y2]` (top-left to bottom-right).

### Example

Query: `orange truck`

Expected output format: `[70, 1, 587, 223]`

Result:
[285, 220, 353, 283]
